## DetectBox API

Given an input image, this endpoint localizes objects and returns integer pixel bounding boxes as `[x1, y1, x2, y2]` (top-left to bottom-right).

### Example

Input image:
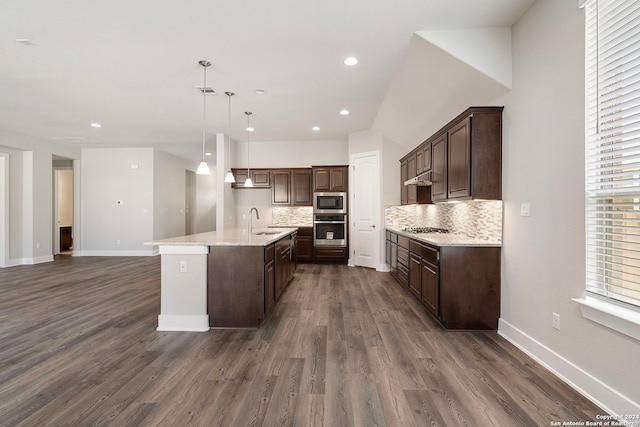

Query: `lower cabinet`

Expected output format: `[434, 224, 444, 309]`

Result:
[296, 227, 313, 262]
[386, 230, 501, 330]
[314, 247, 348, 261]
[208, 232, 296, 328]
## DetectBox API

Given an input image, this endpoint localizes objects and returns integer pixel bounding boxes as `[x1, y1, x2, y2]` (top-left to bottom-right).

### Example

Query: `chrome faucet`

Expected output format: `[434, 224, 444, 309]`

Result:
[248, 207, 260, 234]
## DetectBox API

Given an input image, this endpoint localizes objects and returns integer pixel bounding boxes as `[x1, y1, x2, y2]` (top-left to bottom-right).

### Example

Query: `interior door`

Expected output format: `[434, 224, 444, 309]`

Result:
[351, 151, 380, 269]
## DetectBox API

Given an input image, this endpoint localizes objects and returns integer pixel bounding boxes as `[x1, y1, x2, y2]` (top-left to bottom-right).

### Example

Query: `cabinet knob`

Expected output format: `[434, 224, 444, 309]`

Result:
[370, 225, 376, 228]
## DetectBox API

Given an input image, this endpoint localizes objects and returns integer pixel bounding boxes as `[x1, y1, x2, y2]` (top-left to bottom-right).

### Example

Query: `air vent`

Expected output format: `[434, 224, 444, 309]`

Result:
[196, 86, 216, 95]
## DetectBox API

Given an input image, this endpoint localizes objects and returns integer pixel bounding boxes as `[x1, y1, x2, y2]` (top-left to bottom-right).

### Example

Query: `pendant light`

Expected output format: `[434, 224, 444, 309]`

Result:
[244, 111, 253, 187]
[223, 92, 236, 183]
[195, 60, 211, 175]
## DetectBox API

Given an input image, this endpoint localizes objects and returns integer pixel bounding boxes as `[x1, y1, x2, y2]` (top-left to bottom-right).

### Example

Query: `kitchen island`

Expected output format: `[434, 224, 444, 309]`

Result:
[147, 228, 297, 331]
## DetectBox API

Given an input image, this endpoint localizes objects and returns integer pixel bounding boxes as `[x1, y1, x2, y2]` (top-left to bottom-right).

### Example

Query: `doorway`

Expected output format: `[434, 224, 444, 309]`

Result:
[0, 153, 7, 267]
[53, 165, 74, 255]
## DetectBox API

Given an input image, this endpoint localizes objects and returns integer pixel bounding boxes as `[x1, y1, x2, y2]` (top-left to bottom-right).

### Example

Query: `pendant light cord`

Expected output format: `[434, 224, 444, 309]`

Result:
[202, 65, 207, 160]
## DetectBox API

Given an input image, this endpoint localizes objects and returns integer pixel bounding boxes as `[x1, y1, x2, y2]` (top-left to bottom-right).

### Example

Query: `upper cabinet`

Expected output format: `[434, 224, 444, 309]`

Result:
[291, 169, 313, 205]
[231, 169, 271, 189]
[401, 106, 503, 204]
[271, 169, 313, 206]
[271, 170, 291, 205]
[313, 166, 348, 192]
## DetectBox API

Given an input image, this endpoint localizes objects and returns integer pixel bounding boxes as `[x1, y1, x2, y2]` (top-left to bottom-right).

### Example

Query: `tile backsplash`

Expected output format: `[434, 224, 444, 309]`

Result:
[272, 206, 313, 227]
[385, 200, 503, 241]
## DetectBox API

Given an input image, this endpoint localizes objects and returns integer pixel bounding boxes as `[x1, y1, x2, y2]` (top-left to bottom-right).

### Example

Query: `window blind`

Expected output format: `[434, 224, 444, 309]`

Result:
[585, 0, 640, 307]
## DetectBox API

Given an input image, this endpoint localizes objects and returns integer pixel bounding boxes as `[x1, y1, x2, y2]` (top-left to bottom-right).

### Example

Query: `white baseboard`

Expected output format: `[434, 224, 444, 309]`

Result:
[498, 318, 640, 415]
[6, 255, 54, 266]
[377, 263, 390, 272]
[157, 314, 210, 332]
[76, 250, 157, 257]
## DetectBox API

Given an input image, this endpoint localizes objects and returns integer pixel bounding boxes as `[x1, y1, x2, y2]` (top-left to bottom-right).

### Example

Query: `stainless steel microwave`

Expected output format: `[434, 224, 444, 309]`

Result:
[313, 192, 347, 214]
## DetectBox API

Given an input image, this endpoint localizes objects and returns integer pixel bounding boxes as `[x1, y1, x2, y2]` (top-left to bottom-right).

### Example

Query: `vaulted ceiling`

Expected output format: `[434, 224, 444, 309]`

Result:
[0, 0, 534, 161]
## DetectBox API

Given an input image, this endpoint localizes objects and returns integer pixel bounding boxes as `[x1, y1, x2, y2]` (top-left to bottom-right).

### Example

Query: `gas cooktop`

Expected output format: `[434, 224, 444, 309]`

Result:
[402, 227, 450, 234]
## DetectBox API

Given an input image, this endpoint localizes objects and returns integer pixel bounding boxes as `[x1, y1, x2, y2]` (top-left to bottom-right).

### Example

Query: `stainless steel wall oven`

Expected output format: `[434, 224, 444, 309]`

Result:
[313, 214, 347, 247]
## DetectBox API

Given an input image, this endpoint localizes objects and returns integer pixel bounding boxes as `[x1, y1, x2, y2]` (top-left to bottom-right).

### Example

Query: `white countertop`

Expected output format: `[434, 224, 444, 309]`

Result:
[146, 228, 297, 247]
[386, 226, 501, 247]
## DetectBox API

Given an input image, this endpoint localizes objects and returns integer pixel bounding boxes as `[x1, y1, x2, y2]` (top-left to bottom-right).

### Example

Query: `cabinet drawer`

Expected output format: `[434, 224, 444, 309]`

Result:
[397, 247, 409, 267]
[315, 247, 348, 260]
[398, 235, 409, 249]
[409, 240, 439, 264]
[264, 244, 275, 262]
[397, 264, 409, 287]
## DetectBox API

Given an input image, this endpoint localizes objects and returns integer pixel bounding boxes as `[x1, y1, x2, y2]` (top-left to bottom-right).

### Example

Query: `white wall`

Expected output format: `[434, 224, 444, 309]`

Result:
[153, 149, 192, 239]
[500, 0, 640, 414]
[80, 148, 155, 255]
[233, 139, 348, 168]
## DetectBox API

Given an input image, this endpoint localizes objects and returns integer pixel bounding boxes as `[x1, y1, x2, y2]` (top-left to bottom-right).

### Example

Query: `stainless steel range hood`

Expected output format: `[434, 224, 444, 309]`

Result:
[404, 170, 432, 186]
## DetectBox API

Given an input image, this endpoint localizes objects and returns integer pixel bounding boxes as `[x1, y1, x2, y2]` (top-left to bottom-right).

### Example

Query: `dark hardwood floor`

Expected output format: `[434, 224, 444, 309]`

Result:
[0, 256, 601, 426]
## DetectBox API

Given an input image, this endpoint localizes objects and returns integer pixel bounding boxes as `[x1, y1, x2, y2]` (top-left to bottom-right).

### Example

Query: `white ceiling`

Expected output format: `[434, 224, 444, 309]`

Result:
[0, 0, 535, 162]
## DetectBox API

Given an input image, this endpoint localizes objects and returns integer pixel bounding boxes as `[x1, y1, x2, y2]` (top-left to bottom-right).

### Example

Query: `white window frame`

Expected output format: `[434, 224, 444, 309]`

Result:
[574, 0, 640, 341]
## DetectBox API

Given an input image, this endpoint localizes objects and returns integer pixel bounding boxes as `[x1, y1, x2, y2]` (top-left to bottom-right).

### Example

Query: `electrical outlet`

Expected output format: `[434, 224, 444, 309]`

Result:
[116, 239, 121, 245]
[179, 261, 187, 273]
[520, 203, 531, 217]
[552, 312, 561, 330]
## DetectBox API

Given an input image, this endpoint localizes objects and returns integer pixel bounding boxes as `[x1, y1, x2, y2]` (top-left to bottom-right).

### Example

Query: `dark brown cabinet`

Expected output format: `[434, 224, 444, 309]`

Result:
[271, 170, 291, 205]
[418, 143, 432, 174]
[275, 233, 296, 300]
[208, 232, 296, 328]
[399, 106, 502, 204]
[408, 252, 422, 299]
[314, 247, 348, 261]
[406, 154, 418, 204]
[431, 134, 447, 202]
[447, 117, 471, 200]
[400, 161, 408, 205]
[264, 244, 276, 315]
[313, 166, 348, 192]
[292, 169, 313, 206]
[386, 230, 501, 330]
[296, 227, 313, 262]
[401, 153, 431, 206]
[231, 169, 271, 188]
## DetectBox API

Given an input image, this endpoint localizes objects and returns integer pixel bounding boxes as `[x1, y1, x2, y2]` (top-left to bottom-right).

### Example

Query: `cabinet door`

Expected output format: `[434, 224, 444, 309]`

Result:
[400, 160, 408, 205]
[416, 149, 425, 174]
[421, 260, 439, 316]
[431, 134, 447, 201]
[407, 154, 417, 204]
[313, 168, 330, 191]
[408, 252, 421, 299]
[447, 117, 471, 199]
[232, 169, 248, 188]
[292, 169, 313, 206]
[252, 170, 271, 187]
[330, 167, 348, 192]
[423, 144, 432, 172]
[272, 170, 291, 205]
[264, 259, 276, 314]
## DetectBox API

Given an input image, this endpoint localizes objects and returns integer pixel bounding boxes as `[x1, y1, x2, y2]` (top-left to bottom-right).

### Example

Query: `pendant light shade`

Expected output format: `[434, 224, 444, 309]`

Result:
[223, 91, 236, 183]
[196, 60, 211, 175]
[244, 111, 253, 187]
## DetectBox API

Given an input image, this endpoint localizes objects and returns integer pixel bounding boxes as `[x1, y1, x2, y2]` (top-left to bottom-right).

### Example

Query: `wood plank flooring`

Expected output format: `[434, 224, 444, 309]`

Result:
[0, 256, 602, 426]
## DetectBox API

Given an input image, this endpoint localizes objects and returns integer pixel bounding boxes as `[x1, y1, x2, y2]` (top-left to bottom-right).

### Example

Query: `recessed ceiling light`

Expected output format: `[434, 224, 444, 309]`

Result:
[344, 57, 358, 66]
[246, 127, 255, 132]
[339, 110, 350, 116]
[205, 152, 212, 156]
[90, 123, 102, 128]
[254, 89, 266, 95]
[312, 126, 320, 131]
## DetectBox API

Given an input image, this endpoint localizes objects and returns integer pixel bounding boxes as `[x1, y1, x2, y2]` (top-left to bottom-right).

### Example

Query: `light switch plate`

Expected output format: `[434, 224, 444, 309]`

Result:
[520, 203, 531, 217]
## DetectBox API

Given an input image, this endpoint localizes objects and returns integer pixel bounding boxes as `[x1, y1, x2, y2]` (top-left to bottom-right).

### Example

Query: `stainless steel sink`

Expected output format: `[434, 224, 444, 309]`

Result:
[253, 231, 280, 236]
